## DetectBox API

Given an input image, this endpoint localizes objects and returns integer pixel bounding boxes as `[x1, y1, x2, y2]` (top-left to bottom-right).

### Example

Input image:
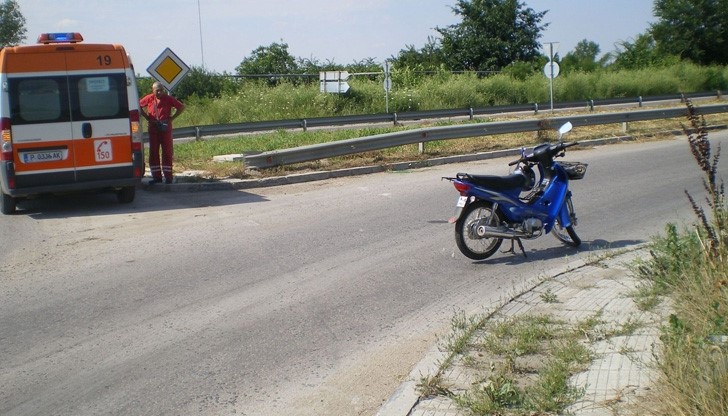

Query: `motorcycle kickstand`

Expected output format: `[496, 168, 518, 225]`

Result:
[502, 238, 528, 258]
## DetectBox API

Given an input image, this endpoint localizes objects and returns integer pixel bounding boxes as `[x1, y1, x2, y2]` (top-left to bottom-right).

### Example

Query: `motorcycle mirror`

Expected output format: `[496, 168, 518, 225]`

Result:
[558, 122, 573, 139]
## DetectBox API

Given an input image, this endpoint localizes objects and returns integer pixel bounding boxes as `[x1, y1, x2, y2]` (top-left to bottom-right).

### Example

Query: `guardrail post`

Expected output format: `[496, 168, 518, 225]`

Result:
[469, 107, 474, 120]
[534, 103, 538, 114]
[589, 100, 594, 111]
[393, 112, 398, 127]
[302, 119, 307, 132]
[622, 122, 628, 133]
[638, 96, 643, 107]
[195, 126, 201, 141]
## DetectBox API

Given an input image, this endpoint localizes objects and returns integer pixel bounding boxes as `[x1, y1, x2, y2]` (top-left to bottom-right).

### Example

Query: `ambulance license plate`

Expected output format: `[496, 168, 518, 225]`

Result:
[21, 149, 67, 163]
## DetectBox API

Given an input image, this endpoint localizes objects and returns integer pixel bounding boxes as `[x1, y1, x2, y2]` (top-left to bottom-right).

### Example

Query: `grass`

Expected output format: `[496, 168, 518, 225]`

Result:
[418, 311, 594, 415]
[540, 288, 559, 303]
[634, 232, 728, 414]
[479, 315, 563, 357]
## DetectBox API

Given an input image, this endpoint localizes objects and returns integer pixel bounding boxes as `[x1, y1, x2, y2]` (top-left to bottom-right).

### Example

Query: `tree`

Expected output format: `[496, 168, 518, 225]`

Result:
[436, 0, 548, 72]
[0, 0, 26, 47]
[501, 58, 546, 80]
[651, 0, 728, 65]
[174, 66, 237, 100]
[560, 39, 603, 73]
[235, 42, 298, 76]
[296, 57, 343, 74]
[391, 36, 445, 71]
[611, 33, 679, 69]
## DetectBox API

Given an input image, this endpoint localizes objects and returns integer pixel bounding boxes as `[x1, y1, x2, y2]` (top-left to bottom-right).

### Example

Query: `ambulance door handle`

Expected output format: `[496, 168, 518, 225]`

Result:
[82, 123, 92, 138]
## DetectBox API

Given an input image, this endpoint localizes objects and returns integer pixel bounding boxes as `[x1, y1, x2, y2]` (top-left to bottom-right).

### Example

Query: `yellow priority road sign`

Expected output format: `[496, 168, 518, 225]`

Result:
[147, 48, 190, 92]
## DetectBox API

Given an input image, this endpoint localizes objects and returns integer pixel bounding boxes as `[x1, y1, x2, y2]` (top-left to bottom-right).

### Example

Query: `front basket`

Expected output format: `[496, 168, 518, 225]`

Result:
[558, 161, 588, 180]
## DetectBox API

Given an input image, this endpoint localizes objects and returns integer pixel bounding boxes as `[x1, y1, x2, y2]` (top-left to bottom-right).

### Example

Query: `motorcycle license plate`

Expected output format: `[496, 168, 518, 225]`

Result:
[449, 196, 468, 223]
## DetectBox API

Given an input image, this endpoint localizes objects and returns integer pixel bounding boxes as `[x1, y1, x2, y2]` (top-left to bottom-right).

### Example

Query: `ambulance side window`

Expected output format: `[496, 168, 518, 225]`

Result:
[12, 78, 65, 123]
[74, 74, 128, 120]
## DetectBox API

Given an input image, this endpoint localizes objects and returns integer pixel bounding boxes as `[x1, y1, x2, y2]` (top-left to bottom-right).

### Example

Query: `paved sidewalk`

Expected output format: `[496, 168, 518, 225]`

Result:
[378, 247, 669, 416]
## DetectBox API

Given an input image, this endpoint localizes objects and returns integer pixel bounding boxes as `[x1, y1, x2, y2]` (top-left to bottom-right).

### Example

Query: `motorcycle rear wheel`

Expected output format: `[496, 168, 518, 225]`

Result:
[455, 200, 503, 260]
[552, 196, 581, 247]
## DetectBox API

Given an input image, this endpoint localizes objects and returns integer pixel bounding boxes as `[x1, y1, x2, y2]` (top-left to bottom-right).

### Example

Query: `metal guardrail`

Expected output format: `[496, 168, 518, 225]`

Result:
[163, 91, 725, 141]
[242, 103, 728, 169]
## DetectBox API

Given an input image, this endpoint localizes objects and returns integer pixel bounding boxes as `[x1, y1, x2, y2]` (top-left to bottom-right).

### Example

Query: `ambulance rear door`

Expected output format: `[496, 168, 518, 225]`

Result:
[66, 47, 134, 184]
[7, 55, 77, 188]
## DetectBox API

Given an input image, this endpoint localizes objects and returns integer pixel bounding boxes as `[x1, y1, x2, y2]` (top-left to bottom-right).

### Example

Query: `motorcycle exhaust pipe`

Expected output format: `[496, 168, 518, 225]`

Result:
[476, 225, 526, 239]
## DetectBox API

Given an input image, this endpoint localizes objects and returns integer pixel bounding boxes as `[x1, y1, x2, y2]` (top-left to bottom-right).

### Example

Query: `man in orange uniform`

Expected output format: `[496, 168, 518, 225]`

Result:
[140, 82, 185, 184]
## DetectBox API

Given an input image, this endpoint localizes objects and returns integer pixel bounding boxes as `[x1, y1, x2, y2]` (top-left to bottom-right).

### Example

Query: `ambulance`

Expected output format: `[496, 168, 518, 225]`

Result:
[0, 33, 144, 214]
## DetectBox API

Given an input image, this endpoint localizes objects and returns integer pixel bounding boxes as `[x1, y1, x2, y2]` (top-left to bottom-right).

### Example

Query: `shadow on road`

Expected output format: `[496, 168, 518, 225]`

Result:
[468, 238, 646, 265]
[14, 187, 270, 219]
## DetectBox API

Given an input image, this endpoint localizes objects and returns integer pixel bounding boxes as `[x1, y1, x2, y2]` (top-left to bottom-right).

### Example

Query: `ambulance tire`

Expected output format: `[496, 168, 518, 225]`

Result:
[1, 192, 16, 215]
[117, 186, 135, 204]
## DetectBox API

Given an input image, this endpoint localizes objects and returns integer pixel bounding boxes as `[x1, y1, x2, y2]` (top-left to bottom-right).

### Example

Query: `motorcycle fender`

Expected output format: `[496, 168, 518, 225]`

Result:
[557, 201, 573, 228]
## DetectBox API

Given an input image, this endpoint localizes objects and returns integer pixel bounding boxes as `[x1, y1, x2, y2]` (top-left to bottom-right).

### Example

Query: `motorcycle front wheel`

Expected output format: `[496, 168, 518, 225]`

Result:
[455, 200, 504, 260]
[552, 196, 581, 247]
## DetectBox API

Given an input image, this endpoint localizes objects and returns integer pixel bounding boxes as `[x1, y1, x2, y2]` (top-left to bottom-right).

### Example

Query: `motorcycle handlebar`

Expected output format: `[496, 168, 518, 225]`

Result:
[508, 141, 579, 166]
[553, 141, 579, 155]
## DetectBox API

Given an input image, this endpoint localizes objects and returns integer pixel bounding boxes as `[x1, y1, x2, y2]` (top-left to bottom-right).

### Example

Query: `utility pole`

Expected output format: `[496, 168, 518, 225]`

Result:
[198, 0, 205, 69]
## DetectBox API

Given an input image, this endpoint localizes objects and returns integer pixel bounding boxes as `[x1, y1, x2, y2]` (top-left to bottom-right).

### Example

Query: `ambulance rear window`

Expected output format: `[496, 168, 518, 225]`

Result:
[16, 79, 63, 122]
[77, 76, 122, 118]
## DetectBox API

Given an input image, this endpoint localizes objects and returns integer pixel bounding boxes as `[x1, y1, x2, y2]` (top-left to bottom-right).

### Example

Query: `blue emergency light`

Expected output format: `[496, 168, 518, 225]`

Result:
[37, 32, 84, 44]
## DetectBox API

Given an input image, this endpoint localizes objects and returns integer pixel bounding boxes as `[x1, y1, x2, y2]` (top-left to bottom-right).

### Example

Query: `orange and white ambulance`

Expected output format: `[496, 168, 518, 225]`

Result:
[0, 33, 144, 214]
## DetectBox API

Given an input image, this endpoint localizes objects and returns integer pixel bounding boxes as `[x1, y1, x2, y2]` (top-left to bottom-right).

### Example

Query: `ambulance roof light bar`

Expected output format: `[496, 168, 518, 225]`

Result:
[37, 33, 84, 44]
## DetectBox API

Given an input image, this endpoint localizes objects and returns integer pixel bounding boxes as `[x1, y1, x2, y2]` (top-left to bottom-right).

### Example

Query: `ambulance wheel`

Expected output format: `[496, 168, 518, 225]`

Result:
[117, 186, 135, 204]
[1, 192, 16, 214]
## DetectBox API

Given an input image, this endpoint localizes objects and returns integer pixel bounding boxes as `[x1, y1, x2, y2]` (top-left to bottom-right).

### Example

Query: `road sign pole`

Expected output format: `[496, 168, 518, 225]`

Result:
[542, 42, 560, 114]
[549, 43, 554, 113]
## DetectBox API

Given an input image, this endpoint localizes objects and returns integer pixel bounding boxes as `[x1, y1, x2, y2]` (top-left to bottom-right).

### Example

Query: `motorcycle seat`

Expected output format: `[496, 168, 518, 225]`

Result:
[459, 172, 527, 190]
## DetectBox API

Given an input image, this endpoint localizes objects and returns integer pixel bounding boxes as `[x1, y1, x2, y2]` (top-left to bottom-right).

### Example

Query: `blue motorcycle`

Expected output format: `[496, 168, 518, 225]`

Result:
[444, 122, 587, 260]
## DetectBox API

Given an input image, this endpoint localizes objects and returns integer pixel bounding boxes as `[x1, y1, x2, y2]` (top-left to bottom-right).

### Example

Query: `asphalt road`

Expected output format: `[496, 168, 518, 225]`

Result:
[1, 131, 726, 415]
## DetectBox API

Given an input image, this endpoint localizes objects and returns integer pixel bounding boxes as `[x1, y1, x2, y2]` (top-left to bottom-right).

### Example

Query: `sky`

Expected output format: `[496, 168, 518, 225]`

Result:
[21, 0, 657, 74]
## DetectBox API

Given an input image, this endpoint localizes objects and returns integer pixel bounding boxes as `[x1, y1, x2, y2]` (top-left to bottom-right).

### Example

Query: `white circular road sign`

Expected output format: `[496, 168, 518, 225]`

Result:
[543, 61, 560, 79]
